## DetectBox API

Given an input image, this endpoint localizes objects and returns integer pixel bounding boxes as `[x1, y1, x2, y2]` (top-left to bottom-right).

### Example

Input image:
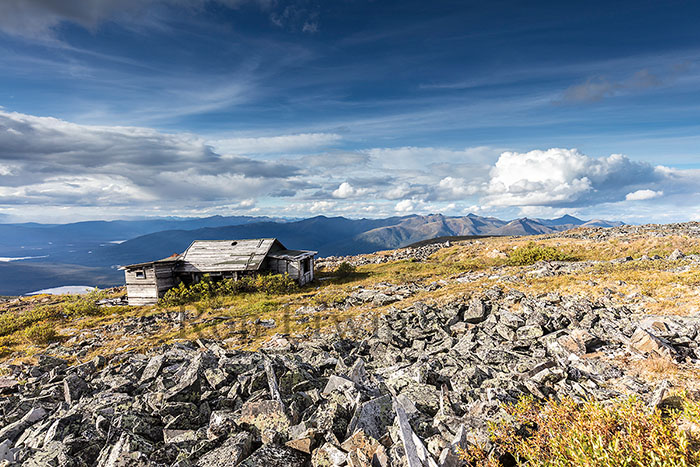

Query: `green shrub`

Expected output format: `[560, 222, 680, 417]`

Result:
[63, 290, 107, 317]
[461, 395, 700, 467]
[24, 322, 58, 344]
[0, 305, 60, 338]
[335, 262, 356, 278]
[253, 273, 299, 294]
[160, 273, 299, 307]
[507, 242, 576, 266]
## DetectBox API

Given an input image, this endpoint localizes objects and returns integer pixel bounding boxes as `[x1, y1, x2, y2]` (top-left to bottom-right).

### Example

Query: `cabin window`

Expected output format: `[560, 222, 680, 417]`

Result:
[135, 270, 146, 279]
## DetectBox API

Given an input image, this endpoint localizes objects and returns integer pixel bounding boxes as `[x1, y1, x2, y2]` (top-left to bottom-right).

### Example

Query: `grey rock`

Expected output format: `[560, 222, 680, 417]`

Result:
[0, 406, 47, 443]
[63, 374, 89, 404]
[516, 325, 544, 340]
[322, 375, 355, 395]
[237, 400, 291, 434]
[196, 432, 252, 466]
[464, 298, 488, 323]
[311, 442, 347, 466]
[239, 444, 307, 467]
[139, 354, 164, 383]
[347, 395, 393, 440]
[669, 249, 685, 260]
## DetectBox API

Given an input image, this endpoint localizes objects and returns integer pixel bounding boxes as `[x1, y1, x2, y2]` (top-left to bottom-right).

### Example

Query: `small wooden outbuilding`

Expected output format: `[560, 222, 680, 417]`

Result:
[121, 238, 316, 305]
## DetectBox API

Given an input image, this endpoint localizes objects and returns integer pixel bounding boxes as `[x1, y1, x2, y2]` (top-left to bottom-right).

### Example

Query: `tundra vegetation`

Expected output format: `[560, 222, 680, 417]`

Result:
[2, 225, 700, 464]
[460, 395, 700, 467]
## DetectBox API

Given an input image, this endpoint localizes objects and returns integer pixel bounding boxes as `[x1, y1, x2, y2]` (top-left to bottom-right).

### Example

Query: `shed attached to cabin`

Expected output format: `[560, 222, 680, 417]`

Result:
[121, 238, 316, 306]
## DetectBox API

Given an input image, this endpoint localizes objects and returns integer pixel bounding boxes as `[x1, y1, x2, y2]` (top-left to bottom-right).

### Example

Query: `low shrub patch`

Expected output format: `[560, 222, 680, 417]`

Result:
[461, 395, 700, 467]
[24, 322, 58, 344]
[0, 305, 60, 338]
[63, 290, 106, 317]
[507, 242, 577, 266]
[160, 273, 299, 306]
[335, 262, 357, 278]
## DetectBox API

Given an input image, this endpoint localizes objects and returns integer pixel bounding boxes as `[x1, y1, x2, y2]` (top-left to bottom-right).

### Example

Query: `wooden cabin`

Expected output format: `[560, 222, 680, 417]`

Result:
[121, 238, 316, 305]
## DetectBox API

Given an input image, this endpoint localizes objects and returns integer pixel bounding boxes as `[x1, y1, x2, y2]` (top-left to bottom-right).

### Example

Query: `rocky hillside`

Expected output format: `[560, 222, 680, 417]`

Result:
[1, 224, 700, 466]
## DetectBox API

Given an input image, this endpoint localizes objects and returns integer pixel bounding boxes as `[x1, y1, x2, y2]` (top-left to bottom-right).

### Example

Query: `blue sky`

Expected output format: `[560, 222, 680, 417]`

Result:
[0, 0, 699, 223]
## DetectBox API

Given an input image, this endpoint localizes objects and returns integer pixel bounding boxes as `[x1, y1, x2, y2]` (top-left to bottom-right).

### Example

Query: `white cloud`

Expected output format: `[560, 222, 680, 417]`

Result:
[385, 183, 413, 200]
[331, 181, 370, 199]
[626, 189, 663, 201]
[2, 107, 698, 222]
[0, 175, 154, 205]
[395, 199, 414, 212]
[0, 110, 299, 212]
[332, 182, 355, 198]
[213, 133, 341, 155]
[435, 176, 479, 200]
[309, 200, 336, 213]
[484, 148, 661, 207]
[364, 146, 497, 175]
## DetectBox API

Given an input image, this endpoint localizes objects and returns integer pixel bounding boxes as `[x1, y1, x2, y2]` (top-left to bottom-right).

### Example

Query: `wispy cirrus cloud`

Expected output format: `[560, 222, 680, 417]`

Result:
[558, 68, 668, 103]
[0, 0, 299, 39]
[213, 133, 341, 155]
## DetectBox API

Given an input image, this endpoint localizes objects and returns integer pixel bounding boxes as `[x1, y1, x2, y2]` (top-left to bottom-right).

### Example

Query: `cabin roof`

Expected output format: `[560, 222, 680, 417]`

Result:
[268, 249, 317, 260]
[121, 238, 316, 272]
[120, 255, 181, 270]
[178, 238, 281, 272]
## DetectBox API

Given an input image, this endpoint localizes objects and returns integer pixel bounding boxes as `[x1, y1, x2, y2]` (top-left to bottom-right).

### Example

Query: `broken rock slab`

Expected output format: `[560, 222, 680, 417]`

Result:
[0, 406, 47, 444]
[237, 400, 292, 434]
[311, 442, 347, 466]
[196, 432, 252, 467]
[629, 327, 676, 360]
[463, 298, 488, 324]
[239, 444, 307, 467]
[63, 374, 89, 404]
[346, 394, 394, 441]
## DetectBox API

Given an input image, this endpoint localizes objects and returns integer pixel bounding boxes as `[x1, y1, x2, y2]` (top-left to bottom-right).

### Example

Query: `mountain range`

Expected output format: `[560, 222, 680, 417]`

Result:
[0, 213, 621, 295]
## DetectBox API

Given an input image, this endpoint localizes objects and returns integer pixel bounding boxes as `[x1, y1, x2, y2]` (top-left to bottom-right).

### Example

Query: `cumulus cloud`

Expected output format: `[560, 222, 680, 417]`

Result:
[331, 182, 371, 199]
[385, 183, 413, 200]
[395, 199, 415, 212]
[626, 189, 663, 201]
[332, 182, 355, 199]
[484, 148, 662, 207]
[309, 200, 336, 213]
[433, 176, 479, 200]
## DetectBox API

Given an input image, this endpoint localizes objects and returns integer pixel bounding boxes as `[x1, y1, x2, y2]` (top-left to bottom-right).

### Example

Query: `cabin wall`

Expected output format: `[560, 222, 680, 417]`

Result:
[267, 258, 292, 276]
[125, 264, 177, 305]
[266, 257, 315, 285]
[299, 257, 314, 285]
[125, 265, 158, 305]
